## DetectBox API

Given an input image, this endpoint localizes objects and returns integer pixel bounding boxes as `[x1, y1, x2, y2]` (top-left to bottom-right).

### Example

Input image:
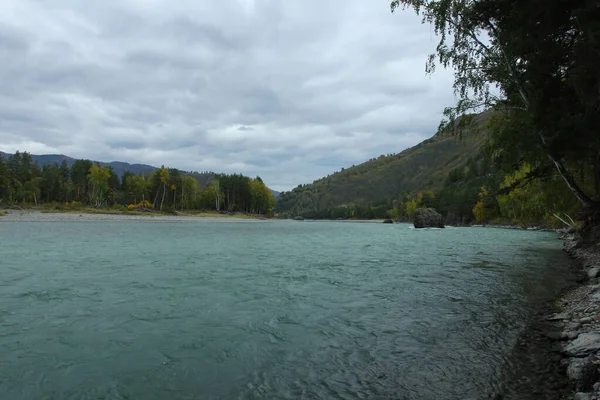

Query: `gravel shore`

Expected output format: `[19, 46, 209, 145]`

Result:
[0, 210, 265, 223]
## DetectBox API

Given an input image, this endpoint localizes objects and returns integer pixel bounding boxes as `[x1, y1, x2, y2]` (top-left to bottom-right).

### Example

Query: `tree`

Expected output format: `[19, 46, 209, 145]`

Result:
[71, 159, 93, 203]
[121, 171, 136, 204]
[181, 176, 199, 209]
[124, 174, 150, 204]
[472, 186, 499, 223]
[0, 157, 11, 203]
[59, 160, 72, 202]
[88, 164, 110, 207]
[390, 0, 600, 223]
[107, 168, 120, 205]
[159, 167, 168, 211]
[40, 163, 62, 203]
[208, 179, 221, 211]
[167, 168, 181, 209]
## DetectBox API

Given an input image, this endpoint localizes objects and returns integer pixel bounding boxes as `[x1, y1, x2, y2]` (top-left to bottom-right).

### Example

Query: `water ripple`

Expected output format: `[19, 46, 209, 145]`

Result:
[0, 221, 575, 400]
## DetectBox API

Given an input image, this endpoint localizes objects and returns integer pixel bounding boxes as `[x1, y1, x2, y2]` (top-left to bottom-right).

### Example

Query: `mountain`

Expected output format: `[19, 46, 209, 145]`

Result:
[0, 151, 156, 177]
[274, 113, 489, 216]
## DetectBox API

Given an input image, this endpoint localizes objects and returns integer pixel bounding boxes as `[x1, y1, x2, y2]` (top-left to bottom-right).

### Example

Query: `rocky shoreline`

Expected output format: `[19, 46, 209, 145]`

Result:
[543, 233, 600, 400]
[481, 230, 600, 400]
[509, 232, 600, 400]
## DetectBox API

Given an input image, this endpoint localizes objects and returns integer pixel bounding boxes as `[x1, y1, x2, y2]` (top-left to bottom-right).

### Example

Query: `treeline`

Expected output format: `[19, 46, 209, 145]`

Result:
[0, 151, 275, 214]
[394, 156, 586, 228]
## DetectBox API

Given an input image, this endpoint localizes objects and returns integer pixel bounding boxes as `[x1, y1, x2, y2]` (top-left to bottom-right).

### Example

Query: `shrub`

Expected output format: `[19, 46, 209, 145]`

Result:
[70, 201, 84, 209]
[127, 200, 153, 211]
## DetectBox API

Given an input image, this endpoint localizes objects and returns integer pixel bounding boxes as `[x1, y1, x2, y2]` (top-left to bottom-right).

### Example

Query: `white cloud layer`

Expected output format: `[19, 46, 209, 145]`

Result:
[0, 0, 455, 190]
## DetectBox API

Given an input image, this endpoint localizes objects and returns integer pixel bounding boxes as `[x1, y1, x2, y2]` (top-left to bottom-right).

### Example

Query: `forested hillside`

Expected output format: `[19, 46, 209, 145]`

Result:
[276, 0, 600, 230]
[275, 111, 586, 227]
[275, 113, 488, 218]
[0, 151, 275, 215]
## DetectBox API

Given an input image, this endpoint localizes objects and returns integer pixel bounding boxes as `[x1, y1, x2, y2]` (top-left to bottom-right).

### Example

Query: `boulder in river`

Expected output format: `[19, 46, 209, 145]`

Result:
[383, 219, 393, 224]
[413, 208, 445, 229]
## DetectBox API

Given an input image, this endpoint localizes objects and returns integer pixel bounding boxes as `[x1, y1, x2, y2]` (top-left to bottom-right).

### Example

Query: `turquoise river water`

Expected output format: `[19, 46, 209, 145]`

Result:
[0, 220, 574, 399]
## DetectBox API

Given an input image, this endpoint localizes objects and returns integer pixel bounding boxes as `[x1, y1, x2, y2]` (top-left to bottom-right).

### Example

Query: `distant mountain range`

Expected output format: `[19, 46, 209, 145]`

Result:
[0, 151, 156, 177]
[0, 151, 280, 198]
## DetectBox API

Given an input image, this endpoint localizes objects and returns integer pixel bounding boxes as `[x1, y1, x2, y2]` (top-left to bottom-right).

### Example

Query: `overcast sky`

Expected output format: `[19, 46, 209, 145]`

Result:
[0, 0, 455, 191]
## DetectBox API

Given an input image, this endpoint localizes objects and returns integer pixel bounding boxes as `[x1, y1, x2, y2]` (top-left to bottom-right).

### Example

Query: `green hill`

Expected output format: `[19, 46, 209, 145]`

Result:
[275, 113, 490, 217]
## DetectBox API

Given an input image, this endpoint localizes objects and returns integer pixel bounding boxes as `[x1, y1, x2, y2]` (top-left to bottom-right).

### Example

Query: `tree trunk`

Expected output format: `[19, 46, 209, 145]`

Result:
[153, 190, 159, 209]
[548, 155, 593, 207]
[160, 184, 166, 211]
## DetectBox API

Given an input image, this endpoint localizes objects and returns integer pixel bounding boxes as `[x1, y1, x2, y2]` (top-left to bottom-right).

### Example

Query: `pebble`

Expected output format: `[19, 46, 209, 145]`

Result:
[575, 393, 592, 400]
[568, 322, 583, 330]
[548, 312, 570, 321]
[568, 331, 581, 340]
[581, 317, 593, 324]
[594, 382, 600, 391]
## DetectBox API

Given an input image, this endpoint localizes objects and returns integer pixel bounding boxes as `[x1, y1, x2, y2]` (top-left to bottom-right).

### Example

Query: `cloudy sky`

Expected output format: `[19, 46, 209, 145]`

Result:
[0, 0, 455, 191]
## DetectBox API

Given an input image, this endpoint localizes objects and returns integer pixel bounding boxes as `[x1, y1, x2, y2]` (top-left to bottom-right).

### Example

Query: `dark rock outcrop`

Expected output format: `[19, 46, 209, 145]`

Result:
[383, 219, 393, 224]
[413, 208, 445, 228]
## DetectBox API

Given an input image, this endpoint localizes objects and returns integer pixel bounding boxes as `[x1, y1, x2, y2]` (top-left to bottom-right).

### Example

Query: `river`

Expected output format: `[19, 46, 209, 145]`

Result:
[0, 220, 574, 399]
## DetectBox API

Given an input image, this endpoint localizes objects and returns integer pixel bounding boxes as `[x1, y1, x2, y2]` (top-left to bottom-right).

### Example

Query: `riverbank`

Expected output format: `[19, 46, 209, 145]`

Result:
[0, 209, 268, 222]
[506, 231, 600, 400]
[547, 233, 600, 399]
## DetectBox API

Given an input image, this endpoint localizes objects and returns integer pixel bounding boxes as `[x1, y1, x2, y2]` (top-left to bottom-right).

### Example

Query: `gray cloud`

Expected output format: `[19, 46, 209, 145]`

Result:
[0, 0, 454, 191]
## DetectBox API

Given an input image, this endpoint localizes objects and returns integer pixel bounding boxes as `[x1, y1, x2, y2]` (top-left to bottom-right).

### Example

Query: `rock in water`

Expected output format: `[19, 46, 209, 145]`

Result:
[383, 219, 394, 224]
[413, 208, 445, 229]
